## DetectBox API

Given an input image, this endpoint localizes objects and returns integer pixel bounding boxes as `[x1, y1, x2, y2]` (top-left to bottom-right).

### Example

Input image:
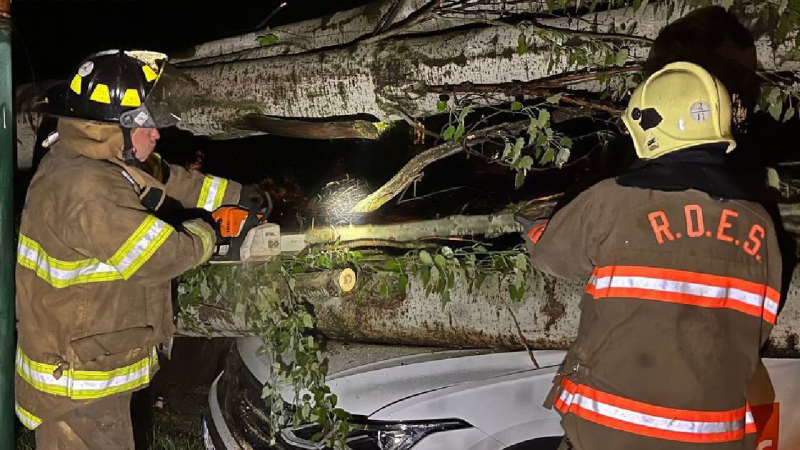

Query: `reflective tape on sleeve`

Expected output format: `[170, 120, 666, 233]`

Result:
[16, 347, 159, 400]
[108, 216, 174, 279]
[184, 221, 214, 263]
[15, 403, 42, 430]
[555, 379, 754, 443]
[197, 176, 229, 212]
[586, 266, 780, 324]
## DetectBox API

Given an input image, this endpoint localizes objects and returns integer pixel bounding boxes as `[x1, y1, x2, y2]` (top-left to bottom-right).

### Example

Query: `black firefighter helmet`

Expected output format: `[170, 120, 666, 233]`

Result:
[39, 49, 197, 162]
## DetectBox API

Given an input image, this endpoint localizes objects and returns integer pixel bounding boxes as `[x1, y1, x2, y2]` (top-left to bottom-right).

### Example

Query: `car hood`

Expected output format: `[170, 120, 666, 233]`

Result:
[321, 348, 566, 416]
[237, 337, 566, 416]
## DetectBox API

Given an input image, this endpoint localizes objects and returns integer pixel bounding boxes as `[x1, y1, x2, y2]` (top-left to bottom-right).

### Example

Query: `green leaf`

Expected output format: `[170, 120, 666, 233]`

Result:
[453, 123, 465, 140]
[301, 313, 314, 329]
[419, 250, 434, 266]
[540, 148, 556, 165]
[766, 87, 781, 105]
[380, 284, 389, 298]
[434, 254, 447, 270]
[555, 148, 571, 168]
[546, 93, 563, 104]
[384, 259, 404, 272]
[784, 106, 796, 123]
[518, 155, 534, 171]
[515, 253, 529, 271]
[458, 107, 473, 121]
[546, 0, 556, 11]
[256, 34, 280, 46]
[476, 272, 487, 289]
[633, 0, 642, 11]
[768, 102, 784, 122]
[517, 33, 528, 56]
[502, 141, 513, 159]
[441, 286, 451, 306]
[537, 110, 550, 128]
[560, 136, 573, 148]
[398, 274, 409, 293]
[443, 125, 456, 141]
[515, 170, 526, 189]
[508, 284, 519, 301]
[511, 101, 523, 111]
[436, 100, 448, 112]
[615, 48, 629, 67]
[510, 137, 525, 163]
[421, 266, 431, 287]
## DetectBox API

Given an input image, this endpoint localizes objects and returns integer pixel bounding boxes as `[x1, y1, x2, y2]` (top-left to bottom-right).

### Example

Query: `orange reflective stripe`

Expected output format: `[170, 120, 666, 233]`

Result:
[586, 266, 779, 324]
[555, 379, 754, 443]
[527, 222, 548, 244]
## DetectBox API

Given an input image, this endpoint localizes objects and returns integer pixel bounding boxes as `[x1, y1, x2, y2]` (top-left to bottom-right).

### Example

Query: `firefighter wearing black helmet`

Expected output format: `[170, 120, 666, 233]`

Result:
[14, 50, 262, 448]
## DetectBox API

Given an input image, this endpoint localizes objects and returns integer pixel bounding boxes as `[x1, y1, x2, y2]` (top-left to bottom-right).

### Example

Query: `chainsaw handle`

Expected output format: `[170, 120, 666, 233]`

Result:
[261, 189, 273, 220]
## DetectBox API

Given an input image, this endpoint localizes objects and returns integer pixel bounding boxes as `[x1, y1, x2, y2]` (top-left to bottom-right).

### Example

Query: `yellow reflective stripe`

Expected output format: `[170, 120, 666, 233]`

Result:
[17, 234, 122, 288]
[142, 65, 158, 82]
[184, 222, 214, 263]
[89, 83, 111, 104]
[16, 347, 159, 400]
[15, 403, 42, 430]
[197, 176, 228, 211]
[108, 216, 174, 279]
[70, 74, 82, 95]
[213, 178, 228, 210]
[120, 88, 142, 107]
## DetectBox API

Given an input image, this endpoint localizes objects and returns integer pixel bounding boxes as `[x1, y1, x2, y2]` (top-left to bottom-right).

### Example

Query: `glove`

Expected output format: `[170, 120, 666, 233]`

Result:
[514, 213, 548, 244]
[514, 213, 536, 231]
[238, 184, 273, 217]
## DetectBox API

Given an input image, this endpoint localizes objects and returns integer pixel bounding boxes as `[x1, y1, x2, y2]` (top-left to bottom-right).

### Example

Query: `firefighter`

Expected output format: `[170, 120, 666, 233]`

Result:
[14, 50, 262, 449]
[516, 62, 781, 449]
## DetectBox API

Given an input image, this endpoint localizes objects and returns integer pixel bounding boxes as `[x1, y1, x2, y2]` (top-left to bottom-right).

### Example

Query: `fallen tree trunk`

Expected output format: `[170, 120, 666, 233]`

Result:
[177, 258, 800, 357]
[177, 204, 800, 357]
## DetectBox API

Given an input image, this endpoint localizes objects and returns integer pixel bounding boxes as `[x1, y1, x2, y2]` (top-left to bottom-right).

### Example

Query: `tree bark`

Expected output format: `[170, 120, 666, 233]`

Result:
[15, 2, 800, 167]
[177, 255, 800, 358]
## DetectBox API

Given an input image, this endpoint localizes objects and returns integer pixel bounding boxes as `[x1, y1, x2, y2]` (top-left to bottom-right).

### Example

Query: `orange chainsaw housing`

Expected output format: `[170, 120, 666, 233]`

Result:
[212, 206, 263, 238]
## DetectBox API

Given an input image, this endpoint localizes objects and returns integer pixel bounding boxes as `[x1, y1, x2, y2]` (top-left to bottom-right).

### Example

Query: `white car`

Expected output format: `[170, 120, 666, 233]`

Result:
[203, 337, 798, 450]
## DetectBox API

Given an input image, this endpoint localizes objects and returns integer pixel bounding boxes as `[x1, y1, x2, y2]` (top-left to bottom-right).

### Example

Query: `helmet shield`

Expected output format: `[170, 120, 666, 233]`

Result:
[119, 62, 197, 129]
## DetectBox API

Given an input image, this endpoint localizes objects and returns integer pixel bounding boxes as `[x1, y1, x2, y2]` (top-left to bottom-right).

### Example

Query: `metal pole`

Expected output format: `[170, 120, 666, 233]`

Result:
[0, 0, 14, 444]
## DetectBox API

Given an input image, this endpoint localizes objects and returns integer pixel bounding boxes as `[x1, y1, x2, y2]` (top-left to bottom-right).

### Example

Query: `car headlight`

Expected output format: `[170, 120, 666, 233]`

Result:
[280, 419, 471, 450]
[346, 419, 471, 450]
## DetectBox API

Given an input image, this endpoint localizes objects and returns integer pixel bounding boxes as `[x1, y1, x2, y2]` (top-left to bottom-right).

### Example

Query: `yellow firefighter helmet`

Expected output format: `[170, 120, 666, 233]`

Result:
[622, 61, 736, 160]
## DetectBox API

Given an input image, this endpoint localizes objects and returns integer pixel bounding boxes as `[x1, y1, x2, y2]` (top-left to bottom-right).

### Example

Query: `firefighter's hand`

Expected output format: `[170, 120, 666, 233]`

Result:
[514, 213, 536, 232]
[239, 184, 273, 217]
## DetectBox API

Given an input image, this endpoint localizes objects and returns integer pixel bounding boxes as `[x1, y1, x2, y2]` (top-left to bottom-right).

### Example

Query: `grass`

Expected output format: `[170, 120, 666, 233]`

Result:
[15, 424, 204, 450]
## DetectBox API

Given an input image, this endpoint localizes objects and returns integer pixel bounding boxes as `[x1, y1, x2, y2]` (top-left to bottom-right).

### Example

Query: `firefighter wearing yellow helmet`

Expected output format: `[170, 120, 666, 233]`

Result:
[623, 61, 737, 159]
[516, 62, 782, 449]
[15, 50, 268, 448]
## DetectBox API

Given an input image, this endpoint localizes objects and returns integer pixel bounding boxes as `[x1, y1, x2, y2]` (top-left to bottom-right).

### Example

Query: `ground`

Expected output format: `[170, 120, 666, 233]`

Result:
[15, 337, 234, 450]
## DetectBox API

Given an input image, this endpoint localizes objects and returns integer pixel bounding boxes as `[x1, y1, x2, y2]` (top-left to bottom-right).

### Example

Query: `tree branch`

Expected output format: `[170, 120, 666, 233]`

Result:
[350, 121, 529, 213]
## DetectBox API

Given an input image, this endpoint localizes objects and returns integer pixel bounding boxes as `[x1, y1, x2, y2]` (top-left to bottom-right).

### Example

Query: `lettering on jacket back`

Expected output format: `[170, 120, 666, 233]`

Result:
[647, 205, 765, 261]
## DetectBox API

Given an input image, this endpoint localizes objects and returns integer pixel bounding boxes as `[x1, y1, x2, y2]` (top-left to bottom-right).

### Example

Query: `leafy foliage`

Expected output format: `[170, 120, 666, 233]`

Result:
[177, 260, 349, 448]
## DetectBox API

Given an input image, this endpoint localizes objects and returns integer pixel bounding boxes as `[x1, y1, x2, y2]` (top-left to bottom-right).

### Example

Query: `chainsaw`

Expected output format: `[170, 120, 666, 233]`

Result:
[209, 192, 285, 264]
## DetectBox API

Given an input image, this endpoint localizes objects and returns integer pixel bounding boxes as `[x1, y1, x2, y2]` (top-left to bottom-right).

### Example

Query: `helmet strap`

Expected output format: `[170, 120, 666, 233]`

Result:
[121, 127, 137, 165]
